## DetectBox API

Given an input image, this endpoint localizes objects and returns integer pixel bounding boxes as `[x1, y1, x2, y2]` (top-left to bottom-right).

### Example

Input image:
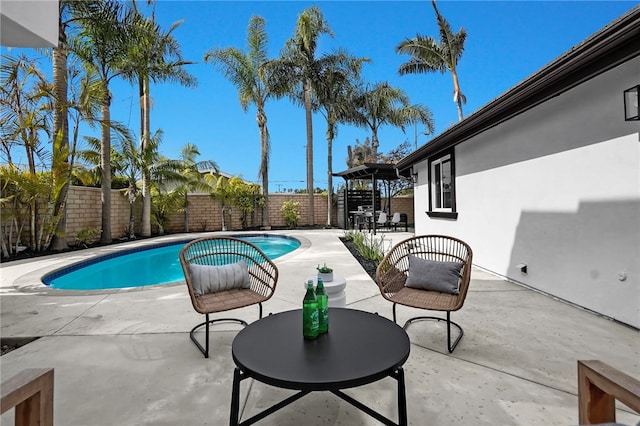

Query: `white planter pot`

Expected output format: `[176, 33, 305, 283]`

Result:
[318, 272, 333, 282]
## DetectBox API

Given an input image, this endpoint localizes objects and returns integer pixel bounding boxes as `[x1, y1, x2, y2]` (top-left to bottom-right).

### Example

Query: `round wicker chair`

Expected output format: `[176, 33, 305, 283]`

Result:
[179, 236, 278, 358]
[375, 235, 473, 353]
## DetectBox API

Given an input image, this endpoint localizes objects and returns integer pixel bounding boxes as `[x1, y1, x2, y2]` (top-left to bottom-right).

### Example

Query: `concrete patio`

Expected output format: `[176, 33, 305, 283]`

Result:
[1, 229, 638, 425]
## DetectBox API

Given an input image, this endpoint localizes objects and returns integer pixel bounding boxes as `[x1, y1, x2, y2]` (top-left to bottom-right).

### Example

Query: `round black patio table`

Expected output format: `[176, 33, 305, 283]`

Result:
[230, 308, 410, 426]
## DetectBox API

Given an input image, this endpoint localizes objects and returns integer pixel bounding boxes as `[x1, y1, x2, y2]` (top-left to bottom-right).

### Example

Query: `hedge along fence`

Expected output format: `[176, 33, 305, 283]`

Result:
[56, 186, 414, 246]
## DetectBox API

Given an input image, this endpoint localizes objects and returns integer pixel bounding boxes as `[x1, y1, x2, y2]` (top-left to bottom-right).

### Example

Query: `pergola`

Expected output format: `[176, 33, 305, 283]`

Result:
[333, 163, 405, 235]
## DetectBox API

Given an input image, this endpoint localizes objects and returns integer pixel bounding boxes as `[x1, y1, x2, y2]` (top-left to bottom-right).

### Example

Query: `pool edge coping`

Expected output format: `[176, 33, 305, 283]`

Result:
[10, 231, 311, 296]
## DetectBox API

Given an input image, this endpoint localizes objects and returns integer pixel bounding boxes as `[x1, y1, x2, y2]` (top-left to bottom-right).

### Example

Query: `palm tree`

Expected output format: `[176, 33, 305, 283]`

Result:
[263, 6, 347, 226]
[314, 50, 369, 226]
[123, 2, 197, 237]
[396, 0, 467, 121]
[0, 54, 54, 252]
[171, 143, 218, 232]
[0, 54, 50, 176]
[150, 187, 182, 236]
[114, 131, 147, 239]
[49, 0, 72, 251]
[206, 174, 237, 231]
[66, 66, 104, 175]
[348, 82, 434, 159]
[48, 0, 103, 250]
[71, 0, 132, 244]
[204, 15, 273, 229]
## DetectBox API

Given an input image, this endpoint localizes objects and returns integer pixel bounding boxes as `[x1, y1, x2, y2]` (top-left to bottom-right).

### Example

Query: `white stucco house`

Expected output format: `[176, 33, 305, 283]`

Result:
[1, 0, 59, 48]
[396, 7, 640, 328]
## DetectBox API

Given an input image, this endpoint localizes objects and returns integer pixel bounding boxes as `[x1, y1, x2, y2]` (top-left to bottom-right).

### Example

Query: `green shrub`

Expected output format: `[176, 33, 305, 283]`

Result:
[280, 201, 300, 229]
[75, 227, 100, 247]
[345, 230, 387, 267]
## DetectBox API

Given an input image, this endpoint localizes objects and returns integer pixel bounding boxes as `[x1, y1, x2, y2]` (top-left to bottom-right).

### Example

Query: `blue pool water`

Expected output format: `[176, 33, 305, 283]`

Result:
[43, 235, 300, 291]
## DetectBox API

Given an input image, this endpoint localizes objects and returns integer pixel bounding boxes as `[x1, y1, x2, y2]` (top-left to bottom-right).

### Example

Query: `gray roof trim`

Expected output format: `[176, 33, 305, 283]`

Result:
[396, 6, 640, 176]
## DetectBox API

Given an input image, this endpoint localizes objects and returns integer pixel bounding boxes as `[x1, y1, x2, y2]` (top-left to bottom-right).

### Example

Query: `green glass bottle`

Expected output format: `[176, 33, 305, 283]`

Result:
[315, 277, 329, 333]
[302, 280, 319, 340]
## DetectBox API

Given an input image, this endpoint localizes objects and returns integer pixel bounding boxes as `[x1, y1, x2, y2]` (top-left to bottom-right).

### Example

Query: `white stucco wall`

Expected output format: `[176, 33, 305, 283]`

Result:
[413, 58, 640, 328]
[1, 0, 58, 47]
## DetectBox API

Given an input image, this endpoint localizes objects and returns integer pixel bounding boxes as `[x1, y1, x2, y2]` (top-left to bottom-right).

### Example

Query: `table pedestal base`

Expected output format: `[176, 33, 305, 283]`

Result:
[230, 366, 407, 426]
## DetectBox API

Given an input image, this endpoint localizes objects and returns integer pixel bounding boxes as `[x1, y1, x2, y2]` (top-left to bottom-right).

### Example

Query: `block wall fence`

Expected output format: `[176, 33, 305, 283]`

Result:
[60, 186, 414, 245]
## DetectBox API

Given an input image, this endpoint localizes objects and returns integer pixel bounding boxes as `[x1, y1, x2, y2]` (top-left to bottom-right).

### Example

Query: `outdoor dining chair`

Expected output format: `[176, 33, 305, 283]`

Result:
[376, 211, 389, 230]
[390, 212, 402, 230]
[179, 236, 278, 358]
[375, 235, 473, 353]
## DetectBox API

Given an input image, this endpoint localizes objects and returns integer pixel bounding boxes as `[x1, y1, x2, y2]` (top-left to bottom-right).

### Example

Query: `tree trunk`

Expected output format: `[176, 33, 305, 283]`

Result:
[371, 129, 379, 161]
[452, 70, 464, 121]
[129, 202, 135, 239]
[50, 27, 70, 251]
[184, 192, 189, 232]
[326, 122, 334, 227]
[140, 77, 152, 237]
[304, 79, 315, 226]
[257, 107, 270, 229]
[100, 87, 112, 244]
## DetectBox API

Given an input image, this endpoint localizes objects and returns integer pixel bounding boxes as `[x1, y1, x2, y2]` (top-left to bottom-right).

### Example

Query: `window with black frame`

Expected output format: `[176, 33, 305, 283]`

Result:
[427, 148, 458, 219]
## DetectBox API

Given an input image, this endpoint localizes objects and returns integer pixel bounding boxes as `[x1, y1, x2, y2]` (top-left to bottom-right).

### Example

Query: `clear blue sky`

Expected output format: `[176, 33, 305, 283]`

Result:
[5, 1, 638, 192]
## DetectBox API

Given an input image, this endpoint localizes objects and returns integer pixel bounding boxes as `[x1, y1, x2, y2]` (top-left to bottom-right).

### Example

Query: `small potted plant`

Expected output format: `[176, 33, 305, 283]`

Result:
[316, 263, 334, 282]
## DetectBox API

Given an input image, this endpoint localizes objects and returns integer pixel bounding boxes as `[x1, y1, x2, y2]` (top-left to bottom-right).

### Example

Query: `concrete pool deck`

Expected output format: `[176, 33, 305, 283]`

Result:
[1, 229, 638, 425]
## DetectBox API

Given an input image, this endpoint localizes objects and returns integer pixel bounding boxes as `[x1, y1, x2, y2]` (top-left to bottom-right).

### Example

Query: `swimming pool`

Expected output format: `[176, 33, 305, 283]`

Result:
[42, 235, 300, 291]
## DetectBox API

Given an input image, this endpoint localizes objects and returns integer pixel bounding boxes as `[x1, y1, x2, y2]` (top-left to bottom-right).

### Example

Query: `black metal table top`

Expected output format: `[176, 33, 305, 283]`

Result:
[232, 308, 410, 391]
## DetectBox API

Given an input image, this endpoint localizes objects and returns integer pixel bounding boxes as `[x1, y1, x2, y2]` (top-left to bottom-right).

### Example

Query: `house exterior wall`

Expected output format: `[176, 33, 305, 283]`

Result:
[1, 0, 59, 48]
[413, 57, 640, 328]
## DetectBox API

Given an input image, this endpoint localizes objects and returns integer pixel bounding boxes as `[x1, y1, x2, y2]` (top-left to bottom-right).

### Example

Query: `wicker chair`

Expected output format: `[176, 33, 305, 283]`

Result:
[179, 237, 278, 358]
[375, 235, 473, 353]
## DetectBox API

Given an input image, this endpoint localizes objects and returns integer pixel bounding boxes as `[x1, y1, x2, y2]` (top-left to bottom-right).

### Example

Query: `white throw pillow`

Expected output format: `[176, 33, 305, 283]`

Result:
[404, 255, 463, 295]
[188, 260, 250, 296]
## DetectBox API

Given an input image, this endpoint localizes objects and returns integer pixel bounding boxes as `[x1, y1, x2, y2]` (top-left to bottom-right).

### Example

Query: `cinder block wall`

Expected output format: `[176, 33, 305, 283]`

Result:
[60, 186, 413, 245]
[163, 193, 337, 232]
[388, 196, 414, 225]
[63, 187, 142, 244]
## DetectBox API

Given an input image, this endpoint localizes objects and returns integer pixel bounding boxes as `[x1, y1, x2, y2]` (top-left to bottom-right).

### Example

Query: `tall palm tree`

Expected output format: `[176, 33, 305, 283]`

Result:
[47, 0, 108, 250]
[314, 50, 369, 226]
[49, 0, 72, 250]
[263, 6, 342, 226]
[348, 82, 434, 159]
[71, 0, 132, 243]
[204, 15, 273, 229]
[396, 0, 467, 121]
[123, 3, 197, 237]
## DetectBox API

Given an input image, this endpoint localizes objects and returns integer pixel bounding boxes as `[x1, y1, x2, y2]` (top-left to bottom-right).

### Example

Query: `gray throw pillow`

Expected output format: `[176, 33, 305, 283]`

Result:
[188, 260, 250, 296]
[405, 256, 463, 294]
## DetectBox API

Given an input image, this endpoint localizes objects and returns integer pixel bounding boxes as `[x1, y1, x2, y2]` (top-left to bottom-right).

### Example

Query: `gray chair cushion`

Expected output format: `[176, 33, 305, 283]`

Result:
[188, 260, 250, 296]
[405, 255, 463, 294]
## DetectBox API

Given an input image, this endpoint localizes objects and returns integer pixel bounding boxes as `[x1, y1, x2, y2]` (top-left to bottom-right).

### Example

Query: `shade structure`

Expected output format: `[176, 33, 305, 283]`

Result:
[333, 163, 407, 234]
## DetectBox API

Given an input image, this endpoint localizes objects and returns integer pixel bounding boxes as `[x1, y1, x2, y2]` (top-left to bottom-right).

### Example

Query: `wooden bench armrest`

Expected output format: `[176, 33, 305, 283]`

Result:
[1, 368, 54, 426]
[578, 360, 640, 424]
